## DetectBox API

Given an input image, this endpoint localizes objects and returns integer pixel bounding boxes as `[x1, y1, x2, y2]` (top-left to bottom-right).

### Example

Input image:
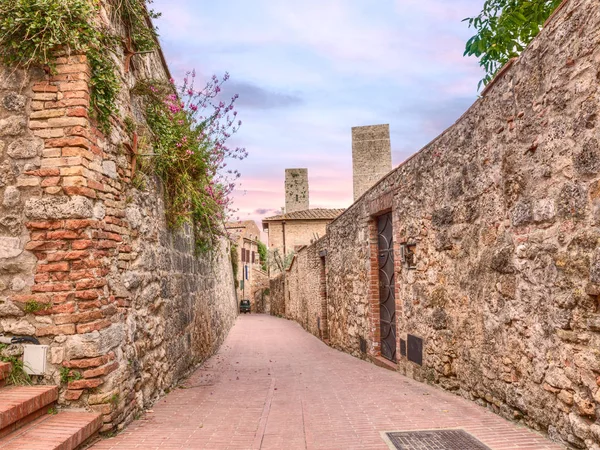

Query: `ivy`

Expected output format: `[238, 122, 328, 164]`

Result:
[257, 241, 268, 272]
[0, 0, 158, 132]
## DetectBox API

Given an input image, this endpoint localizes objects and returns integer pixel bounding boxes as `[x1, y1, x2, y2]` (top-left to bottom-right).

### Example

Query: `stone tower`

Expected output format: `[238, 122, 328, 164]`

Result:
[352, 124, 392, 201]
[285, 168, 309, 213]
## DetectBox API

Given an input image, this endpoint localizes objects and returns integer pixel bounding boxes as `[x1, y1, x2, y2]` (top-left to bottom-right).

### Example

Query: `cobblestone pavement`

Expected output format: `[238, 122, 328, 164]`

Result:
[91, 315, 564, 450]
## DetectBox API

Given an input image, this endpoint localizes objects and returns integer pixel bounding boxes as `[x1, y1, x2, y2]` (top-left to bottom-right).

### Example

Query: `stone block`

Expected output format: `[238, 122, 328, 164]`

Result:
[0, 116, 26, 136]
[7, 138, 44, 159]
[25, 196, 93, 220]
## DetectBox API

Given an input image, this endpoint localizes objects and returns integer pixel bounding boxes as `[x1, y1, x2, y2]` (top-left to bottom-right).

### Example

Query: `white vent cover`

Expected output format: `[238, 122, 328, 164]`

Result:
[23, 345, 47, 376]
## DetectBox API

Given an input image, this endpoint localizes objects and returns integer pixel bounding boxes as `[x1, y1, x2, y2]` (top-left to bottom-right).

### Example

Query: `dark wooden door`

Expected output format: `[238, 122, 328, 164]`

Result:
[377, 212, 396, 362]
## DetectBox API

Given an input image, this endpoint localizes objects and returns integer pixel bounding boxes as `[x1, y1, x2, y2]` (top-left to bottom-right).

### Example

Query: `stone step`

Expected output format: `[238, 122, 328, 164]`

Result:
[0, 363, 10, 388]
[0, 386, 58, 433]
[0, 411, 102, 450]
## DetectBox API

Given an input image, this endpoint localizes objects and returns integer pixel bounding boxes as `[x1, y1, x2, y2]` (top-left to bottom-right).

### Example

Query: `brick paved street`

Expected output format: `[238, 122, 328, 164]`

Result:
[91, 315, 564, 450]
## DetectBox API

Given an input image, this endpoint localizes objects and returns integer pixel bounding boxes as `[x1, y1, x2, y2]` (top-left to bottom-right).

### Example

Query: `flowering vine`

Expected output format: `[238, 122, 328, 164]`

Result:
[134, 71, 247, 253]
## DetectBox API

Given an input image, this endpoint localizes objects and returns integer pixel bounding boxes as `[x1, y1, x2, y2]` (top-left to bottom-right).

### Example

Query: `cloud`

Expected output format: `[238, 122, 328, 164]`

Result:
[220, 81, 302, 109]
[150, 0, 485, 229]
[254, 208, 279, 215]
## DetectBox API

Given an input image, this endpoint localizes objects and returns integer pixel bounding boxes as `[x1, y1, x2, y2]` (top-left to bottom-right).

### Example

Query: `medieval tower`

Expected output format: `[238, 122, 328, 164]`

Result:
[285, 168, 309, 213]
[352, 124, 392, 201]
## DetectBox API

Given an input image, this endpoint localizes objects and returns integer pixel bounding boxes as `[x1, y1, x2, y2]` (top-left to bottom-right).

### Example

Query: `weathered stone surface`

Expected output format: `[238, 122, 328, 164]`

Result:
[2, 93, 26, 112]
[7, 138, 43, 159]
[0, 237, 22, 259]
[0, 116, 26, 136]
[0, 319, 35, 335]
[25, 196, 93, 219]
[271, 2, 600, 449]
[2, 186, 20, 207]
[64, 324, 125, 359]
[0, 298, 23, 317]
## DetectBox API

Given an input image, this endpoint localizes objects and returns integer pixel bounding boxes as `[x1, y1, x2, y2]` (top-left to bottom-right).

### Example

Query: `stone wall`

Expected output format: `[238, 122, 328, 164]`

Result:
[283, 240, 326, 338]
[272, 0, 600, 448]
[269, 274, 285, 317]
[0, 2, 237, 432]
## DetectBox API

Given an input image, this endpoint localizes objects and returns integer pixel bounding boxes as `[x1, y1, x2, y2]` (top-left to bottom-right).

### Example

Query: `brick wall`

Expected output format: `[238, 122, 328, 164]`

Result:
[0, 5, 237, 432]
[269, 1, 600, 447]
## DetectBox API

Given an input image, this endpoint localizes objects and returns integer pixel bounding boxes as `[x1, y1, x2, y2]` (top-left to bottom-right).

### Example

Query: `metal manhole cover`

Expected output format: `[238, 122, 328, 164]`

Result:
[385, 429, 491, 450]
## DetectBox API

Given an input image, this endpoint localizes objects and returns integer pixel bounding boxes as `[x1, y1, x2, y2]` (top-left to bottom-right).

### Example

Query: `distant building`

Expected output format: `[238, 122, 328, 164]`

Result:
[262, 208, 344, 259]
[225, 221, 266, 309]
[352, 124, 392, 201]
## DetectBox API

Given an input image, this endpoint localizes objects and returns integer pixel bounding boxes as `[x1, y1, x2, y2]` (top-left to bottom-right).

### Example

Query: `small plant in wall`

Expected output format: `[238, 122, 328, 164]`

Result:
[24, 300, 51, 314]
[59, 366, 82, 384]
[133, 71, 247, 253]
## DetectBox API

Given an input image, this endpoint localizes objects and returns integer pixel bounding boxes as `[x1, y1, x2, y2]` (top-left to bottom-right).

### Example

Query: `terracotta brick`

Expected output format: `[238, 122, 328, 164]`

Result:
[45, 137, 90, 149]
[33, 92, 57, 101]
[83, 361, 118, 379]
[67, 107, 89, 118]
[78, 299, 102, 309]
[55, 63, 90, 75]
[90, 404, 113, 415]
[45, 98, 89, 109]
[45, 186, 63, 195]
[63, 355, 109, 369]
[47, 117, 88, 128]
[67, 378, 103, 390]
[32, 83, 59, 93]
[54, 310, 103, 325]
[31, 282, 72, 293]
[97, 240, 117, 249]
[75, 289, 102, 300]
[62, 147, 94, 160]
[37, 262, 69, 272]
[63, 186, 97, 198]
[62, 176, 88, 187]
[41, 177, 61, 187]
[37, 324, 76, 336]
[77, 319, 111, 334]
[55, 80, 89, 92]
[30, 108, 65, 119]
[75, 279, 106, 290]
[33, 128, 65, 139]
[64, 389, 84, 401]
[72, 240, 94, 250]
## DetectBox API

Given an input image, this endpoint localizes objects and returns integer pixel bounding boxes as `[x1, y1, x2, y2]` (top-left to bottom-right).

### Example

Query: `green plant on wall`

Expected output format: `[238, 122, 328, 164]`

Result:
[132, 72, 246, 253]
[257, 241, 268, 272]
[0, 0, 159, 132]
[0, 344, 31, 386]
[230, 243, 239, 289]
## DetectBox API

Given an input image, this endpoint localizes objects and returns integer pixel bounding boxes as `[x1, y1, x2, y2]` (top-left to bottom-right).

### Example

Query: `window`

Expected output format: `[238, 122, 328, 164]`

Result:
[241, 248, 245, 263]
[252, 251, 255, 264]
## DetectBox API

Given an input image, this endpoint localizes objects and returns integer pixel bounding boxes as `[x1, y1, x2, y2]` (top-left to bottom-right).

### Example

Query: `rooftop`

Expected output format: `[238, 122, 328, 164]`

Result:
[262, 208, 345, 222]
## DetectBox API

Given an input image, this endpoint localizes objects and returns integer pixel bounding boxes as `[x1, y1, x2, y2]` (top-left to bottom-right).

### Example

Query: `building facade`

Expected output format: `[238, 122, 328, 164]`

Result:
[262, 209, 344, 263]
[226, 221, 267, 309]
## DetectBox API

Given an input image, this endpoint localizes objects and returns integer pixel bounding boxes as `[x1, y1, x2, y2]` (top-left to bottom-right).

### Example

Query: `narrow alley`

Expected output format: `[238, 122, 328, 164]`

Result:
[91, 316, 563, 450]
